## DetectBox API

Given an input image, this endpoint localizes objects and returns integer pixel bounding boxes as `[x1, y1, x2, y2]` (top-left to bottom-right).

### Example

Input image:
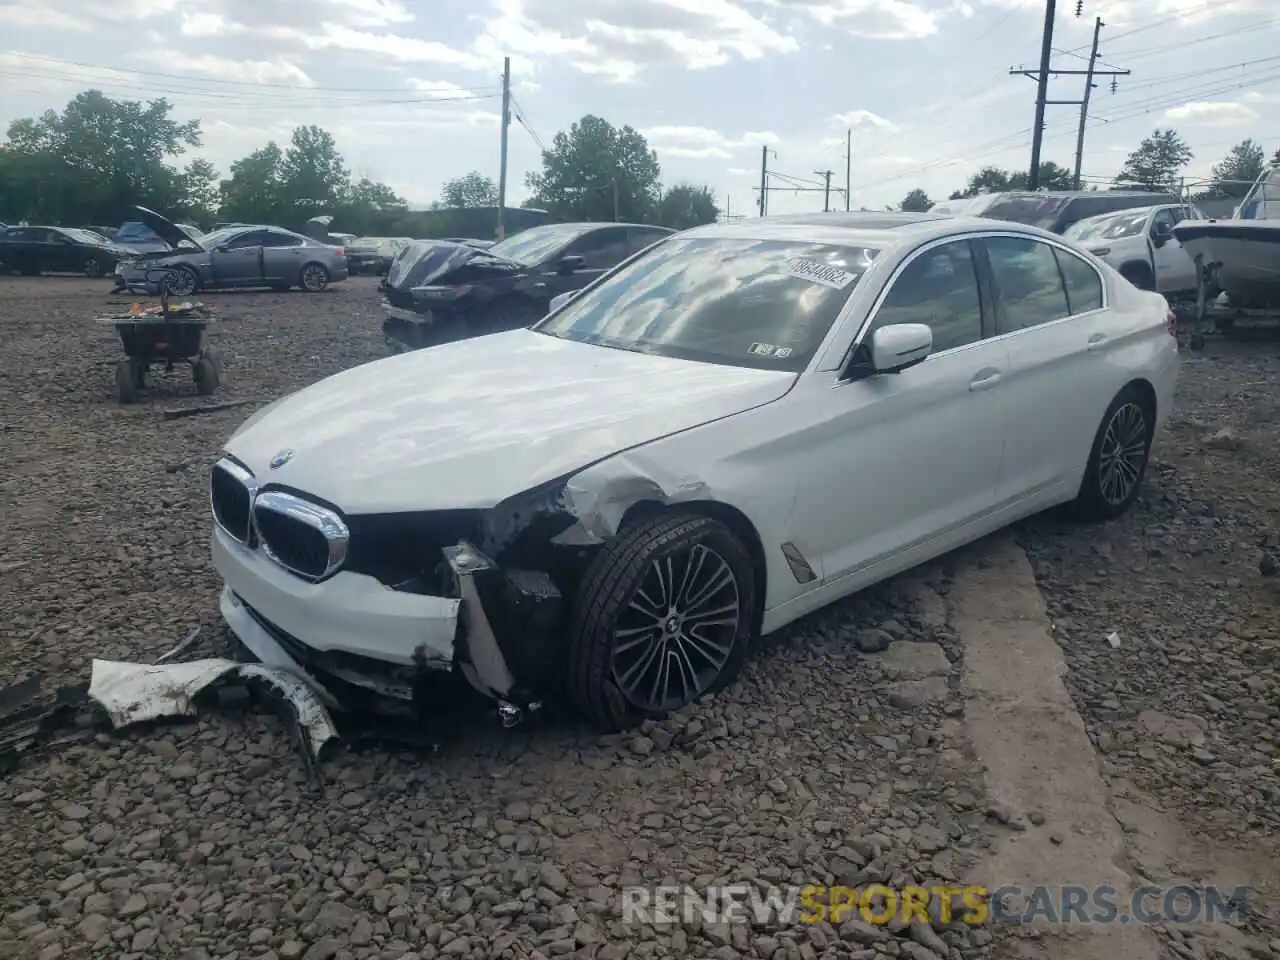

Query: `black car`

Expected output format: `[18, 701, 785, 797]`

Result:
[381, 221, 675, 351]
[966, 190, 1178, 235]
[0, 225, 136, 277]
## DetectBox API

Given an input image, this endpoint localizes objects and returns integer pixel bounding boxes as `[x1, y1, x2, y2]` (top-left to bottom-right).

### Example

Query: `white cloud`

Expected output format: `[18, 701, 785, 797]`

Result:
[135, 52, 316, 86]
[406, 79, 476, 97]
[1163, 100, 1259, 127]
[0, 5, 88, 31]
[831, 109, 900, 133]
[760, 0, 941, 39]
[474, 0, 799, 82]
[289, 24, 488, 68]
[642, 125, 781, 159]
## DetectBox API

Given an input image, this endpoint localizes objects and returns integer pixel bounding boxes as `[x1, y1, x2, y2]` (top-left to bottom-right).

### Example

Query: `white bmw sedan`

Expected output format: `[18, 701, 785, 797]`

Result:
[209, 213, 1178, 730]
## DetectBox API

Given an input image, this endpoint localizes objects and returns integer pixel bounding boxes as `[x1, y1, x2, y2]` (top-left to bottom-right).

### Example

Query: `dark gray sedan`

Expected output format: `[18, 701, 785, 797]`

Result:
[114, 207, 349, 296]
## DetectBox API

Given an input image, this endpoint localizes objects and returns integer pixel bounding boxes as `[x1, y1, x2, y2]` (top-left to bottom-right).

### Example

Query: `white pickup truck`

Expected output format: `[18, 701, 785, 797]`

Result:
[1063, 203, 1205, 297]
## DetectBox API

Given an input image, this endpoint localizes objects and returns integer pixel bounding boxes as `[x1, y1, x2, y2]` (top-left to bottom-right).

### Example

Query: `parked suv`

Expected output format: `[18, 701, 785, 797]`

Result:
[1064, 203, 1205, 295]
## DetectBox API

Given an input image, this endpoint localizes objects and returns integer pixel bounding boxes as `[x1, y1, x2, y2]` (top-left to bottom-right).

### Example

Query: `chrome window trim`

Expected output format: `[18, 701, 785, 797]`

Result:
[252, 489, 350, 582]
[211, 456, 258, 544]
[836, 229, 1111, 378]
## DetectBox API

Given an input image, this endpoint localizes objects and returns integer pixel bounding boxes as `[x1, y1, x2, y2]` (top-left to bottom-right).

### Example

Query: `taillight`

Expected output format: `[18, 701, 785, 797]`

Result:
[335, 248, 346, 257]
[1165, 305, 1177, 337]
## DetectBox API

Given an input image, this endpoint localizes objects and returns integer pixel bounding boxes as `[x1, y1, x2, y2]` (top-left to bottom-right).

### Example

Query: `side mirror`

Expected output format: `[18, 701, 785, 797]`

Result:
[870, 323, 932, 373]
[557, 255, 585, 274]
[549, 290, 578, 312]
[844, 323, 933, 380]
[1151, 221, 1172, 248]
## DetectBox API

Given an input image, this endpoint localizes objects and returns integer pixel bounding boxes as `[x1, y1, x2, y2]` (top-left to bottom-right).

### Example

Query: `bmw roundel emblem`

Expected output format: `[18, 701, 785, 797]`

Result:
[269, 449, 296, 470]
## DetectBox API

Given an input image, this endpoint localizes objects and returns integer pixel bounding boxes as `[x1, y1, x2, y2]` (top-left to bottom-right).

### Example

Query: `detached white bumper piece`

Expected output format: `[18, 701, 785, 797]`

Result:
[87, 657, 338, 763]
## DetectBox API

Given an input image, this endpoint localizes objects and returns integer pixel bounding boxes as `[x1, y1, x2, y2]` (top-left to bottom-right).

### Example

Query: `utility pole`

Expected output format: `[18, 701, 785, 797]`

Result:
[816, 170, 834, 212]
[845, 129, 852, 211]
[1011, 5, 1128, 190]
[1072, 17, 1104, 190]
[1027, 0, 1057, 190]
[496, 56, 511, 240]
[758, 144, 769, 216]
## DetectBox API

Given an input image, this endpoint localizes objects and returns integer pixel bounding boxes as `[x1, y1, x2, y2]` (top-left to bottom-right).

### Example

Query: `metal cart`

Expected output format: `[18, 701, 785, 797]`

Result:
[102, 268, 223, 404]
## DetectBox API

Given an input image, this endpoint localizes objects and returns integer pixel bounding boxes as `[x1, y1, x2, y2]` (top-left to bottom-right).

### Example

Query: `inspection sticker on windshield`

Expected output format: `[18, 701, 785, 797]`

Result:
[749, 342, 793, 359]
[786, 257, 858, 290]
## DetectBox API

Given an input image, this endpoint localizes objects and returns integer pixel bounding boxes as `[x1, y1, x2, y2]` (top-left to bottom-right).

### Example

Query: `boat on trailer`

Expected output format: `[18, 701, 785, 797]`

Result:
[1173, 165, 1280, 309]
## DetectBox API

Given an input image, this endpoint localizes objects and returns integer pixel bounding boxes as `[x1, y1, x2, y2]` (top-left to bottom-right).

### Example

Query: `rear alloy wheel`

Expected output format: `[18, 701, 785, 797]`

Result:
[1075, 385, 1154, 520]
[166, 265, 198, 297]
[568, 514, 756, 730]
[83, 257, 102, 278]
[299, 263, 329, 293]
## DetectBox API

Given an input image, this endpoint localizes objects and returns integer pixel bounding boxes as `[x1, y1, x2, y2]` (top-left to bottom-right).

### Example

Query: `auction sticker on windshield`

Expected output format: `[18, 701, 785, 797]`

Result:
[786, 257, 859, 290]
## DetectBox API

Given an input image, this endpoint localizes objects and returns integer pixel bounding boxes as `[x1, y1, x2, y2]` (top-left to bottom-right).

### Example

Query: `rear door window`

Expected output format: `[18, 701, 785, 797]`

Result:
[870, 239, 985, 353]
[567, 228, 630, 269]
[1053, 247, 1104, 315]
[626, 228, 670, 258]
[225, 231, 266, 250]
[982, 236, 1070, 333]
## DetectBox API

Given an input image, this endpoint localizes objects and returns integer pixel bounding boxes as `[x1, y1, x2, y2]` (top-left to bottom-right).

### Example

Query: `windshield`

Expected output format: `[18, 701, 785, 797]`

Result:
[534, 237, 878, 372]
[489, 224, 593, 265]
[979, 194, 1071, 230]
[1065, 210, 1149, 243]
[64, 228, 107, 244]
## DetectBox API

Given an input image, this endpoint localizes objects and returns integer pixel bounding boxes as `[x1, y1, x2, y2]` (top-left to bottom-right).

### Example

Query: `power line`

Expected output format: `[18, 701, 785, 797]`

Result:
[854, 65, 1280, 195]
[3, 51, 499, 95]
[0, 67, 499, 109]
[508, 94, 547, 153]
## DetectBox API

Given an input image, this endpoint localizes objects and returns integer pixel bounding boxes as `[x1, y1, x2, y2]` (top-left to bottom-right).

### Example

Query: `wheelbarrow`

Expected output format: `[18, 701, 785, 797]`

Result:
[102, 267, 224, 404]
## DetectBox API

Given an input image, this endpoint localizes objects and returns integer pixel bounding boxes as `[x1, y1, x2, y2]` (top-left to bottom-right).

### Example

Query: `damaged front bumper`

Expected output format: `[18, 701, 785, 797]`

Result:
[212, 527, 555, 725]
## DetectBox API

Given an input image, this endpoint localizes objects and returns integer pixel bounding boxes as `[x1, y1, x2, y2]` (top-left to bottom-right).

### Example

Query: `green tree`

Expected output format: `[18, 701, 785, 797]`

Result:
[1116, 128, 1192, 193]
[526, 115, 661, 222]
[1208, 139, 1266, 199]
[176, 158, 219, 226]
[441, 171, 497, 207]
[655, 183, 718, 229]
[0, 89, 201, 224]
[218, 142, 286, 225]
[279, 125, 350, 215]
[948, 161, 1075, 199]
[899, 188, 933, 212]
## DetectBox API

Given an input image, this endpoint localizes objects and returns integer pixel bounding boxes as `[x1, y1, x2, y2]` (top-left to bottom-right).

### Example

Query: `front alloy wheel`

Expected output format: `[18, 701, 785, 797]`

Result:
[612, 543, 741, 713]
[83, 257, 102, 278]
[1075, 385, 1153, 520]
[568, 514, 756, 730]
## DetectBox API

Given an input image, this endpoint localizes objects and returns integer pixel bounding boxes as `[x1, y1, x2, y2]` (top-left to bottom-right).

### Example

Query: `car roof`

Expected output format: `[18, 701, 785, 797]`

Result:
[678, 211, 1060, 249]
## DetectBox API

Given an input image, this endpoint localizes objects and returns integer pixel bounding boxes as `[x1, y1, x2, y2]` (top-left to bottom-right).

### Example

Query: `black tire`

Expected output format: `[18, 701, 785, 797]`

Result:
[1074, 385, 1155, 521]
[83, 257, 103, 278]
[567, 513, 757, 731]
[203, 347, 225, 384]
[299, 262, 329, 292]
[115, 360, 138, 404]
[166, 265, 199, 297]
[193, 357, 219, 396]
[1119, 262, 1154, 291]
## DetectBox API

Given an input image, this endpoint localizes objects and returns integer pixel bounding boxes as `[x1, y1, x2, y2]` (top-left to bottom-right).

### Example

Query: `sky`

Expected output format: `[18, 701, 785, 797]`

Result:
[0, 0, 1277, 218]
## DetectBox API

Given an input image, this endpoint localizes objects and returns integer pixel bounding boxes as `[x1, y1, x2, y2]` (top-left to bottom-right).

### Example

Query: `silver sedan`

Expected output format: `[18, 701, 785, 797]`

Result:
[116, 224, 349, 296]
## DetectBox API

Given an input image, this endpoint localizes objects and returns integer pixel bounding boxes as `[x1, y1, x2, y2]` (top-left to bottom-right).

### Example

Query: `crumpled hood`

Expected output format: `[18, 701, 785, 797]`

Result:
[386, 240, 522, 291]
[224, 329, 796, 514]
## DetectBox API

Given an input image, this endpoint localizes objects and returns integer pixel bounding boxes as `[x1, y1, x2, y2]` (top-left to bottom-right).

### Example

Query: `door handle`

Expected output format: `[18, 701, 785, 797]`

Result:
[1087, 333, 1106, 352]
[969, 368, 1001, 392]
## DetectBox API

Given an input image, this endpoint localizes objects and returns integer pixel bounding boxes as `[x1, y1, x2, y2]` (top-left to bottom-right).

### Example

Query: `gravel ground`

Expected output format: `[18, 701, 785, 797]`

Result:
[0, 278, 1276, 960]
[1019, 338, 1280, 948]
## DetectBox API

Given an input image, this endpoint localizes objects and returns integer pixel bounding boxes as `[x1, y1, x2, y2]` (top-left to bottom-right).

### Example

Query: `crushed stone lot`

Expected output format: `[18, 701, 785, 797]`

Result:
[0, 276, 1277, 960]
